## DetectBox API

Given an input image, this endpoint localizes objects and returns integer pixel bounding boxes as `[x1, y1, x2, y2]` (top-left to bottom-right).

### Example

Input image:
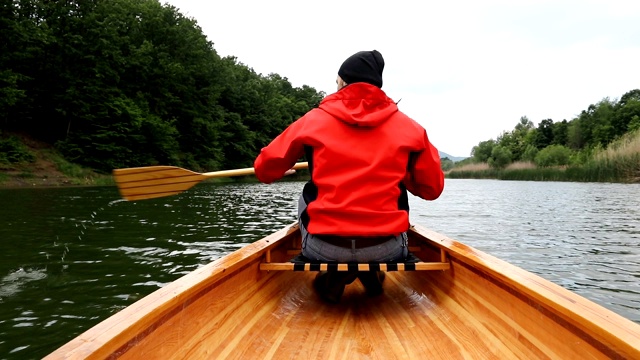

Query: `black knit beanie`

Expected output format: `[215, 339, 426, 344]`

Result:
[338, 50, 384, 88]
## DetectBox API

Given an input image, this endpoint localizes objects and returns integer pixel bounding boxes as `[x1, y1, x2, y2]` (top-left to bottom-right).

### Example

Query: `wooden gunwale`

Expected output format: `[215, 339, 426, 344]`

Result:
[44, 223, 640, 359]
[410, 224, 640, 358]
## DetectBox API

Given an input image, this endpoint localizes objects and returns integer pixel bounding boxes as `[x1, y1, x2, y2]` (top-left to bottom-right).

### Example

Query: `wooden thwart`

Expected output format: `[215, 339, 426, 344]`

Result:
[262, 247, 449, 271]
[259, 261, 450, 271]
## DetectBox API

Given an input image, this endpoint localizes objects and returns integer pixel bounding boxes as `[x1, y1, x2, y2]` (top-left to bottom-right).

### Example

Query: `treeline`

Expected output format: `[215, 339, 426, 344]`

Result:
[460, 89, 640, 169]
[0, 0, 324, 172]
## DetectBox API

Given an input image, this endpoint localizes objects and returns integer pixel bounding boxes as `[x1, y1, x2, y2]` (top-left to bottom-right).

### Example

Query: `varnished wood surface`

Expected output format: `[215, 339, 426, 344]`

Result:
[45, 224, 640, 359]
[259, 260, 450, 271]
[112, 163, 308, 201]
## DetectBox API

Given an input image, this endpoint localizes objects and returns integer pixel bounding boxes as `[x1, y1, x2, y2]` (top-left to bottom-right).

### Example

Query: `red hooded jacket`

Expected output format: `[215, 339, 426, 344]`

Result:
[254, 83, 444, 236]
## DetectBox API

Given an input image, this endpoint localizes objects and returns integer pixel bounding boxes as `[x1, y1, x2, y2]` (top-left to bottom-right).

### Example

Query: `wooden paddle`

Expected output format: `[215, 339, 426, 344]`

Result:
[113, 162, 309, 201]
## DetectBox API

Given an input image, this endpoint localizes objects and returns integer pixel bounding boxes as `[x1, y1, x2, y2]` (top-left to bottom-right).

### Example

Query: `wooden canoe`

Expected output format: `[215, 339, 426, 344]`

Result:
[45, 223, 640, 359]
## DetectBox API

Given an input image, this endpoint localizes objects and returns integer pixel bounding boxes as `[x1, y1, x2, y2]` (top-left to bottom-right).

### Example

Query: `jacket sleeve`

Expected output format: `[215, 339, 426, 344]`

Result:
[403, 130, 445, 200]
[253, 117, 306, 184]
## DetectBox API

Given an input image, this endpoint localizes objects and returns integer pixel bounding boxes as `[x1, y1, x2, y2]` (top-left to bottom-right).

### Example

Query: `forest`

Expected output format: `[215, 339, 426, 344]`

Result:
[1, 0, 324, 173]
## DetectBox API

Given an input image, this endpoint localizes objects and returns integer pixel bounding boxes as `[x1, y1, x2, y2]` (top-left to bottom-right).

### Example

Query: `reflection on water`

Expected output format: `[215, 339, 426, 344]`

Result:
[0, 179, 638, 359]
[0, 268, 47, 300]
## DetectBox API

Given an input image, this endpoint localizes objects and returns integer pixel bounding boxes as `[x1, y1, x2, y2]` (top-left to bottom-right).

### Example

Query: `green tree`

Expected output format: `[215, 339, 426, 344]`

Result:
[567, 119, 586, 150]
[488, 145, 512, 169]
[0, 70, 25, 124]
[552, 120, 569, 146]
[0, 0, 52, 129]
[521, 144, 538, 162]
[628, 115, 640, 132]
[590, 99, 615, 146]
[515, 116, 534, 133]
[612, 89, 640, 136]
[534, 145, 572, 167]
[496, 116, 533, 161]
[440, 157, 454, 171]
[566, 99, 615, 150]
[535, 119, 554, 149]
[471, 139, 496, 162]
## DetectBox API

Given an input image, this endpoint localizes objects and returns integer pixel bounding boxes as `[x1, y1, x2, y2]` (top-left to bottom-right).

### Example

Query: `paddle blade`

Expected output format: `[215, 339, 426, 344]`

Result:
[113, 166, 207, 201]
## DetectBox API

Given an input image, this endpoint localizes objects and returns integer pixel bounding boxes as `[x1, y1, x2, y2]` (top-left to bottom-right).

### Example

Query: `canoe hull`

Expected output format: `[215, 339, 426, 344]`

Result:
[45, 224, 640, 359]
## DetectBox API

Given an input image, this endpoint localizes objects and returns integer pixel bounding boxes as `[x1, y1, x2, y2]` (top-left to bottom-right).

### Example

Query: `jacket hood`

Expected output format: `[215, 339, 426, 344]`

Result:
[319, 83, 398, 127]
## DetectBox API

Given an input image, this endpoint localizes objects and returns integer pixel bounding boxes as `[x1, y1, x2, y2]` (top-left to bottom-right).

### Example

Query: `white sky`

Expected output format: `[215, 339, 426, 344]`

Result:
[162, 0, 640, 157]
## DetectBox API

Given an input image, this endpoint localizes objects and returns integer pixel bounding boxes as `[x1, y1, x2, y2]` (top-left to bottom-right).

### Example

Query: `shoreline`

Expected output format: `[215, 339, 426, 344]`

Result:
[0, 177, 111, 189]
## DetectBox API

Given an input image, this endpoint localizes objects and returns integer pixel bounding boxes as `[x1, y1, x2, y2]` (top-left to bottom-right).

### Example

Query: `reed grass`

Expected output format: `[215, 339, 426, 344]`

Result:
[505, 161, 536, 170]
[590, 130, 640, 182]
[451, 163, 490, 172]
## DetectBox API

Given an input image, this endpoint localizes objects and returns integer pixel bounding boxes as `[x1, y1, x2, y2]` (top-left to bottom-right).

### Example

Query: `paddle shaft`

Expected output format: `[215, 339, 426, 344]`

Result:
[114, 162, 308, 201]
[201, 162, 308, 179]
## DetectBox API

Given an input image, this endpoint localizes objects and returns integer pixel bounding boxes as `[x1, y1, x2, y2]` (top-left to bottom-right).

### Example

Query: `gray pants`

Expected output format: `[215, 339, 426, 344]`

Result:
[298, 195, 408, 263]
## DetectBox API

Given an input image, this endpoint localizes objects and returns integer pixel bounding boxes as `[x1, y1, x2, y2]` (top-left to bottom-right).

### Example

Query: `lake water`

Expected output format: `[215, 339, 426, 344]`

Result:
[0, 179, 639, 359]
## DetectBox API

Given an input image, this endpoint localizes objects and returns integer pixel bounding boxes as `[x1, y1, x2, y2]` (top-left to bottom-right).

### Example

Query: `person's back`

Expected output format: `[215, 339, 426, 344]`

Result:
[264, 82, 442, 236]
[254, 50, 444, 303]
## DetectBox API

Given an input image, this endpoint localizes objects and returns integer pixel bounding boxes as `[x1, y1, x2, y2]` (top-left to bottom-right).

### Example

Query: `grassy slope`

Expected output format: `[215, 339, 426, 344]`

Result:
[0, 134, 111, 188]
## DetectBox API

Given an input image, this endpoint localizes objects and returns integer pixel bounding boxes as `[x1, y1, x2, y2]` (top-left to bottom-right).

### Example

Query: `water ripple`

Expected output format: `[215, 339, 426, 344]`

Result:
[412, 179, 640, 323]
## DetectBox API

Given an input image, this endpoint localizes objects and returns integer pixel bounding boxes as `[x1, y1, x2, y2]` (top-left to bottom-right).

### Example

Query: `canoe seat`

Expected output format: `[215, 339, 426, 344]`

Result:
[260, 251, 450, 272]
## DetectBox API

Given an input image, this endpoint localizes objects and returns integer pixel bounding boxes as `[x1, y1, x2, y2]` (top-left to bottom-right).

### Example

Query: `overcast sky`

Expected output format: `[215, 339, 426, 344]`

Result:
[163, 0, 640, 157]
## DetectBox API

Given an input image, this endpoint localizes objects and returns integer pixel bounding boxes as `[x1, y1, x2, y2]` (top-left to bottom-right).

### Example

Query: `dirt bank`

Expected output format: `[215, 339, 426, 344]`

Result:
[0, 134, 106, 188]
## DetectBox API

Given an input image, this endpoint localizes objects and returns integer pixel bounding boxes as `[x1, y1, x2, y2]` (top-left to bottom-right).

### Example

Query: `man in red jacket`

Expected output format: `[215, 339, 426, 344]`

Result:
[254, 50, 444, 303]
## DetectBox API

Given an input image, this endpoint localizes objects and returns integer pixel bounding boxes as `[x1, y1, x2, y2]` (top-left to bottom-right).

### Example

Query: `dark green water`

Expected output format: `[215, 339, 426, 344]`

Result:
[1, 180, 639, 359]
[0, 182, 303, 359]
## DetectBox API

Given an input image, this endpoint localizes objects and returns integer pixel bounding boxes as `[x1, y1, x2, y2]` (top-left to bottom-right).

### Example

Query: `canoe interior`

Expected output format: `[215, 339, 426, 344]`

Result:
[46, 224, 640, 360]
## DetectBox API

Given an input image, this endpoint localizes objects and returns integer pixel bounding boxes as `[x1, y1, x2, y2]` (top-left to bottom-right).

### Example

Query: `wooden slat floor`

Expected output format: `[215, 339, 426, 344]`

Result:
[152, 269, 554, 360]
[270, 274, 496, 359]
[203, 272, 468, 359]
[202, 273, 522, 359]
